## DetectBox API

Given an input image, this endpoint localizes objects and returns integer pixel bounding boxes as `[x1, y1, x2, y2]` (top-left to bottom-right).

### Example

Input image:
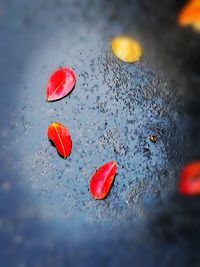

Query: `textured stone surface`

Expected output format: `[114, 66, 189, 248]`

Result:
[0, 0, 200, 266]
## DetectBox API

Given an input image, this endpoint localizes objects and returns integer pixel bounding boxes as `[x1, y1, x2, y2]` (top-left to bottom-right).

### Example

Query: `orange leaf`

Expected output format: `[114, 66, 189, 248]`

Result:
[178, 0, 200, 28]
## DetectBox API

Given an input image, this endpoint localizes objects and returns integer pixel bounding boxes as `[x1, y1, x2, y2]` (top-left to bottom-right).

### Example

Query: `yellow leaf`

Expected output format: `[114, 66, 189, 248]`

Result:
[111, 36, 142, 63]
[193, 22, 200, 31]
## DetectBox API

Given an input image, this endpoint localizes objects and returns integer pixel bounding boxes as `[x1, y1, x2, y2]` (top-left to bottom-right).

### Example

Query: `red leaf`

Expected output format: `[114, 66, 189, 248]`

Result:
[179, 161, 200, 196]
[46, 67, 76, 102]
[90, 161, 117, 200]
[47, 122, 72, 158]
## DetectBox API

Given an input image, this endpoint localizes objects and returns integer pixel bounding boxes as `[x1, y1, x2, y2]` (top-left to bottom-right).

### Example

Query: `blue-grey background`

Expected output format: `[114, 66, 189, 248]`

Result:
[0, 0, 200, 266]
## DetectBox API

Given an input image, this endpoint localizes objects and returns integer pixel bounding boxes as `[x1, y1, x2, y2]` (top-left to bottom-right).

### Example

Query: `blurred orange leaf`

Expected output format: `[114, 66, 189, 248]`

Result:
[178, 0, 200, 30]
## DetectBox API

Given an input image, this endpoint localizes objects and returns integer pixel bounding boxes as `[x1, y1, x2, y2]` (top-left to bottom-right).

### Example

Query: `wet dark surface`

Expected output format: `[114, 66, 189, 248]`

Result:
[0, 0, 200, 266]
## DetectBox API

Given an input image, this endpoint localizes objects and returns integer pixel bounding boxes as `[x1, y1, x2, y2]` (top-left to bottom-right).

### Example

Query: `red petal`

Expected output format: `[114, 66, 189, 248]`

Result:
[90, 162, 117, 200]
[179, 161, 200, 196]
[47, 122, 72, 158]
[46, 67, 76, 102]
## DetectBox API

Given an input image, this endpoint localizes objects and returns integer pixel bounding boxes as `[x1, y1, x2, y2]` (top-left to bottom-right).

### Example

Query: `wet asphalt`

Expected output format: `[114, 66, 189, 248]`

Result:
[0, 0, 200, 266]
